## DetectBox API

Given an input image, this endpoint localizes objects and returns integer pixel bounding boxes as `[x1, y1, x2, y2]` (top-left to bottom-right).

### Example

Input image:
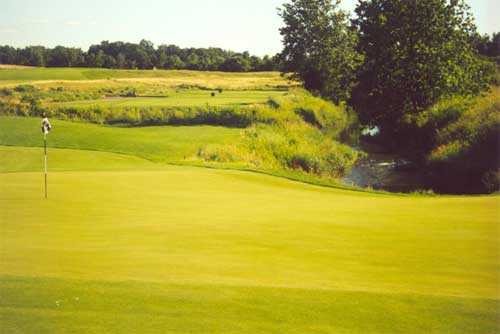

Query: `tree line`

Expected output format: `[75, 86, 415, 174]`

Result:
[0, 40, 280, 72]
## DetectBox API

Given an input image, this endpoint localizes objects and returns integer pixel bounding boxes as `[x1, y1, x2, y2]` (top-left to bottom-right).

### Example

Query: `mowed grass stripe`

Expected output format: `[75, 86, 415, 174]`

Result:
[1, 276, 498, 334]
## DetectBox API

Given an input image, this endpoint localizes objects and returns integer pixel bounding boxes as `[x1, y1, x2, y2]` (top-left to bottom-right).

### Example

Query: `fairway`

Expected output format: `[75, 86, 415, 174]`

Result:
[48, 90, 286, 108]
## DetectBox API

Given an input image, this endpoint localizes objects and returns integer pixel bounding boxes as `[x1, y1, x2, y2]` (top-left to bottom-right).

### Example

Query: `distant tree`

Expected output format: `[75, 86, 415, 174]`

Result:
[103, 54, 117, 68]
[164, 55, 185, 69]
[156, 50, 167, 68]
[220, 56, 251, 72]
[278, 0, 362, 103]
[139, 39, 155, 68]
[492, 33, 500, 58]
[116, 53, 127, 68]
[472, 33, 492, 56]
[186, 53, 200, 70]
[20, 46, 46, 66]
[93, 50, 105, 68]
[0, 46, 17, 64]
[351, 0, 494, 142]
[135, 48, 152, 69]
[249, 55, 263, 71]
[472, 32, 500, 63]
[47, 46, 84, 67]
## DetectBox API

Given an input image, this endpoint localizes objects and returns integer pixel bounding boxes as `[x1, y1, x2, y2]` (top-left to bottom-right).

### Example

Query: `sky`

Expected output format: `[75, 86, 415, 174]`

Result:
[1, 0, 498, 56]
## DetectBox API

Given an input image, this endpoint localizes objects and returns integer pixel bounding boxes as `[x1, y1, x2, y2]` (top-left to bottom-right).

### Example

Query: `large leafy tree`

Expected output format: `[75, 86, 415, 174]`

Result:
[278, 0, 362, 103]
[351, 0, 494, 139]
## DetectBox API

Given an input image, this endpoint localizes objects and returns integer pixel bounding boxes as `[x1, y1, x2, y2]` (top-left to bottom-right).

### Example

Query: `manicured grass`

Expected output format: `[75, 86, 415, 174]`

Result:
[1, 276, 498, 334]
[49, 90, 285, 108]
[0, 146, 160, 172]
[0, 161, 499, 333]
[0, 117, 242, 162]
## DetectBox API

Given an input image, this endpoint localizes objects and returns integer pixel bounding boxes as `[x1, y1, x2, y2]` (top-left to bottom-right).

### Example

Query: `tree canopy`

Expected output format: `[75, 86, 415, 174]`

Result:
[350, 0, 494, 140]
[278, 0, 362, 103]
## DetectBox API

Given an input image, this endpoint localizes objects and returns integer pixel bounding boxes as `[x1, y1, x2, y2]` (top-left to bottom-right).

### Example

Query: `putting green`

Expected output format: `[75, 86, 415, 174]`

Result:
[0, 146, 160, 172]
[0, 146, 499, 333]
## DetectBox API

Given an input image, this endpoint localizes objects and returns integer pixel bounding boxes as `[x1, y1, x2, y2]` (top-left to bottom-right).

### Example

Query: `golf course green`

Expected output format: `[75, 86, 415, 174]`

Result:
[1, 125, 499, 333]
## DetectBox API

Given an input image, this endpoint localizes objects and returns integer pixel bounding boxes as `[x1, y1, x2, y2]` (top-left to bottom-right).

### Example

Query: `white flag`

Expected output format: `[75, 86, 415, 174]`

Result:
[41, 117, 51, 135]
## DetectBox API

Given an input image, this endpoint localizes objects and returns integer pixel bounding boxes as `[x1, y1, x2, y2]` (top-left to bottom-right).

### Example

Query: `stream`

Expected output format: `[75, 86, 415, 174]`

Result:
[342, 143, 428, 193]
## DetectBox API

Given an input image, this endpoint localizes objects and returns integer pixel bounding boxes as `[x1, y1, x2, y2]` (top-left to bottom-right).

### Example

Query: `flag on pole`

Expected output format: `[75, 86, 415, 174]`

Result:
[41, 115, 51, 199]
[41, 116, 51, 135]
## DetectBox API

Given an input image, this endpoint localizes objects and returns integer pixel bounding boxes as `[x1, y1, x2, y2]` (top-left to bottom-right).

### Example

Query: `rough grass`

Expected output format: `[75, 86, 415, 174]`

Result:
[0, 150, 499, 333]
[0, 68, 294, 90]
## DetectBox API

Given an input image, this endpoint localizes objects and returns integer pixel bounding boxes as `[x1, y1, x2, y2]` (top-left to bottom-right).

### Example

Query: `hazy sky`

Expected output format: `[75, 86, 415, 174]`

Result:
[1, 0, 498, 56]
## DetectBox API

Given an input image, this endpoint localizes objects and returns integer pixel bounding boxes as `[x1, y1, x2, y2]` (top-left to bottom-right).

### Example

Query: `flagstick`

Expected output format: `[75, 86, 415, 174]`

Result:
[44, 132, 47, 199]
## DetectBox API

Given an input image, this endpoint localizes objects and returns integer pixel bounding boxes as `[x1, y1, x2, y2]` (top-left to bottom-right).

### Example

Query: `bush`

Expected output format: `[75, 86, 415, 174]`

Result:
[121, 87, 137, 97]
[14, 84, 37, 93]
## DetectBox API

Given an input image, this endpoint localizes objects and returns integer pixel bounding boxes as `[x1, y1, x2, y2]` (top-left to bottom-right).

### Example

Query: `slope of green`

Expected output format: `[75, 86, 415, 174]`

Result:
[0, 116, 242, 162]
[0, 164, 499, 333]
[0, 146, 160, 172]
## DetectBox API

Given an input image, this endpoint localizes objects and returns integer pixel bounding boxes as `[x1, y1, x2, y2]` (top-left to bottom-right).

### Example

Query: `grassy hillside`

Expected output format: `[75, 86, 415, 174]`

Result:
[1, 147, 499, 333]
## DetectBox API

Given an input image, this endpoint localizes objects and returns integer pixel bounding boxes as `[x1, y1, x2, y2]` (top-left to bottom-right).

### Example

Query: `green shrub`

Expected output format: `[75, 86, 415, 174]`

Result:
[14, 84, 37, 93]
[121, 87, 137, 97]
